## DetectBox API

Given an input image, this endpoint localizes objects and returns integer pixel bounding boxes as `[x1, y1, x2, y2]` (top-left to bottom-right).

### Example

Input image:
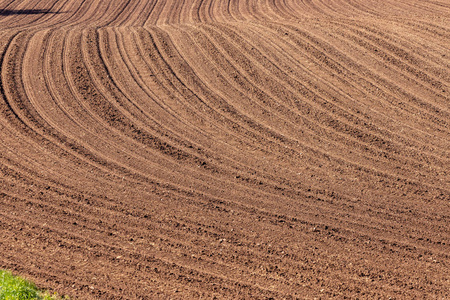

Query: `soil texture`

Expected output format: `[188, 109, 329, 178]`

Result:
[0, 0, 449, 298]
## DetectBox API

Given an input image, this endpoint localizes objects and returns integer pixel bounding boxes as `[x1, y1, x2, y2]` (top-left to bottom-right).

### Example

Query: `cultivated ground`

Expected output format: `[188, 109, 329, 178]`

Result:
[0, 0, 449, 298]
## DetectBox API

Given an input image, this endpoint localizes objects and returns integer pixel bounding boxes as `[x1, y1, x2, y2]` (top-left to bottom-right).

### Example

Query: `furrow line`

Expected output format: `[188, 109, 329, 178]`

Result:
[176, 24, 448, 194]
[333, 23, 450, 104]
[204, 23, 448, 175]
[233, 22, 449, 162]
[279, 22, 450, 131]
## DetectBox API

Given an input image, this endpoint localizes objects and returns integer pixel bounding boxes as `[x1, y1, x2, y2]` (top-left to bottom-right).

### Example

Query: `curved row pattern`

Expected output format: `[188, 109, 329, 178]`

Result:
[0, 0, 449, 298]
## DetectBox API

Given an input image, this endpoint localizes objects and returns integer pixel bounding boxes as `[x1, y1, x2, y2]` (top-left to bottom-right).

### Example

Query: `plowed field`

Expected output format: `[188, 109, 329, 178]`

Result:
[0, 0, 449, 299]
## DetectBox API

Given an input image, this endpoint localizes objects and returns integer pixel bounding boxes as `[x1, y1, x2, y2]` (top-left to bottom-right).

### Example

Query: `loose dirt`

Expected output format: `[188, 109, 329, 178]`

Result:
[0, 0, 449, 298]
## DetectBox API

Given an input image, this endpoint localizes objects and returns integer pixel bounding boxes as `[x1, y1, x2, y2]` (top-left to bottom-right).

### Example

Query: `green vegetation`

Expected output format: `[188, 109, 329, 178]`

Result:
[0, 270, 64, 300]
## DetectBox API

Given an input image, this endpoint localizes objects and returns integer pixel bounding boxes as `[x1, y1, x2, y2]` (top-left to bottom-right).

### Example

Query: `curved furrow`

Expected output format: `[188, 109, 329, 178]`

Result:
[165, 23, 450, 220]
[143, 0, 168, 26]
[110, 0, 157, 27]
[345, 19, 450, 84]
[103, 26, 218, 149]
[0, 29, 165, 209]
[0, 61, 152, 208]
[106, 26, 271, 185]
[200, 23, 449, 175]
[328, 0, 382, 17]
[204, 0, 218, 23]
[128, 0, 159, 27]
[168, 23, 446, 196]
[4, 132, 442, 274]
[131, 25, 272, 155]
[4, 122, 436, 264]
[2, 14, 446, 270]
[0, 145, 307, 246]
[0, 0, 53, 28]
[107, 26, 249, 171]
[17, 28, 160, 191]
[1, 0, 450, 299]
[131, 26, 325, 180]
[0, 0, 85, 30]
[94, 0, 138, 28]
[326, 31, 450, 129]
[111, 26, 220, 141]
[151, 0, 183, 26]
[211, 0, 240, 22]
[393, 0, 450, 16]
[270, 22, 450, 146]
[166, 0, 186, 25]
[0, 216, 225, 298]
[81, 26, 446, 260]
[67, 25, 362, 233]
[74, 25, 450, 260]
[262, 0, 293, 20]
[299, 0, 383, 18]
[334, 19, 450, 84]
[123, 26, 414, 232]
[226, 22, 449, 165]
[196, 0, 214, 24]
[89, 25, 362, 229]
[70, 1, 117, 28]
[277, 22, 450, 130]
[103, 0, 162, 28]
[329, 23, 450, 108]
[66, 29, 253, 206]
[171, 24, 352, 159]
[1, 182, 344, 298]
[2, 185, 446, 300]
[0, 145, 342, 298]
[124, 25, 337, 191]
[404, 19, 450, 44]
[18, 27, 248, 217]
[226, 0, 247, 22]
[254, 22, 450, 154]
[0, 31, 68, 158]
[76, 27, 292, 204]
[353, 0, 443, 17]
[150, 24, 450, 234]
[202, 0, 223, 23]
[268, 0, 307, 21]
[310, 0, 361, 18]
[0, 194, 305, 297]
[149, 25, 378, 200]
[163, 24, 448, 195]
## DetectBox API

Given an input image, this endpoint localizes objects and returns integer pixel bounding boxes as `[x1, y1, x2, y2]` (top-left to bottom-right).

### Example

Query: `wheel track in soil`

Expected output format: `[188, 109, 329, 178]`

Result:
[0, 0, 449, 299]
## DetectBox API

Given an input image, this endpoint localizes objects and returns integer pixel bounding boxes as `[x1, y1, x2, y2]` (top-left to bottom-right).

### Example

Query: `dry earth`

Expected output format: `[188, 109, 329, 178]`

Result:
[0, 0, 449, 299]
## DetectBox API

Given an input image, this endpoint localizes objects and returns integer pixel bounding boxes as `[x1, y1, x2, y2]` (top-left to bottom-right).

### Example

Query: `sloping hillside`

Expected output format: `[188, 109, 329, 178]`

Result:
[0, 0, 449, 298]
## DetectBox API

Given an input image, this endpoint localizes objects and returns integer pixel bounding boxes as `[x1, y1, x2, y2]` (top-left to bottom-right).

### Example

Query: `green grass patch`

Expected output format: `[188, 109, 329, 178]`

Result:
[0, 270, 65, 300]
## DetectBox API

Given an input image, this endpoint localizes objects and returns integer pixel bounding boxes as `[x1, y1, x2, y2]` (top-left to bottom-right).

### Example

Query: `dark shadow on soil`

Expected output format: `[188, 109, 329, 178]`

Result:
[0, 9, 62, 16]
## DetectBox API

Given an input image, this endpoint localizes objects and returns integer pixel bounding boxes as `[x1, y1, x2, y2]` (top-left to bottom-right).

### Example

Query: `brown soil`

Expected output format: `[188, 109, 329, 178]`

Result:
[0, 0, 449, 299]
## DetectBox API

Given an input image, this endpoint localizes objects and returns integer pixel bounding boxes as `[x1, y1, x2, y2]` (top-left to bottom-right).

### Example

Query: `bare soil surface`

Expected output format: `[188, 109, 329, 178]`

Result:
[0, 0, 449, 298]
